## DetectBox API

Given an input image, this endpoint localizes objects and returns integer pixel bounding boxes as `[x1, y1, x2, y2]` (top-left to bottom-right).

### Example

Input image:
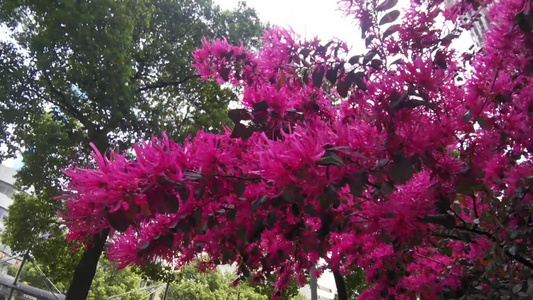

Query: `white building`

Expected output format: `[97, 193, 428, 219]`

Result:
[0, 165, 16, 221]
[0, 164, 17, 272]
[299, 271, 337, 300]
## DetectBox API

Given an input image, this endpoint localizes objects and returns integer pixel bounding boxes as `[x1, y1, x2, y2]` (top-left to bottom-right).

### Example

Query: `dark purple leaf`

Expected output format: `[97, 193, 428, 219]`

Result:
[365, 35, 375, 48]
[252, 195, 268, 212]
[108, 210, 134, 232]
[352, 72, 368, 91]
[348, 172, 368, 196]
[230, 123, 254, 141]
[312, 65, 325, 87]
[475, 116, 489, 130]
[389, 152, 414, 184]
[441, 34, 459, 46]
[317, 151, 345, 167]
[423, 214, 456, 229]
[371, 59, 382, 70]
[189, 209, 202, 227]
[326, 68, 338, 84]
[300, 48, 312, 58]
[389, 93, 408, 110]
[164, 194, 180, 213]
[348, 55, 360, 65]
[376, 0, 399, 11]
[515, 12, 533, 32]
[219, 67, 231, 81]
[379, 10, 400, 25]
[462, 110, 472, 122]
[380, 181, 394, 195]
[235, 53, 247, 60]
[281, 186, 294, 203]
[304, 204, 317, 217]
[336, 79, 349, 98]
[363, 50, 378, 65]
[237, 228, 247, 243]
[383, 25, 400, 38]
[524, 59, 533, 76]
[226, 209, 236, 221]
[228, 109, 252, 124]
[221, 50, 234, 60]
[233, 180, 246, 197]
[435, 59, 447, 70]
[291, 203, 300, 216]
[252, 100, 269, 112]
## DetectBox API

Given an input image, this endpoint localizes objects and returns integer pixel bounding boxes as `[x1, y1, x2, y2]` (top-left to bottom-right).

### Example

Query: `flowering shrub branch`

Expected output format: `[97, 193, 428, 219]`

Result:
[61, 0, 533, 298]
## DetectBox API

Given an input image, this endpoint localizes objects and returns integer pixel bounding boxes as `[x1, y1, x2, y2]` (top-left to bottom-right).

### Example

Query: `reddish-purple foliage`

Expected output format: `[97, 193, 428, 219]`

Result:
[61, 0, 533, 298]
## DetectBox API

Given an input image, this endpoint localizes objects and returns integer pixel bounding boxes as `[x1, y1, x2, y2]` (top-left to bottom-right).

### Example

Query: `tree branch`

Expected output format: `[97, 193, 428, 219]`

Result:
[137, 75, 200, 92]
[40, 70, 96, 134]
[455, 225, 533, 270]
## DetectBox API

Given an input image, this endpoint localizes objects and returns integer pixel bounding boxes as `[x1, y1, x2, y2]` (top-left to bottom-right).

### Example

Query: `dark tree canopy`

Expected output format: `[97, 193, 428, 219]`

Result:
[0, 0, 263, 298]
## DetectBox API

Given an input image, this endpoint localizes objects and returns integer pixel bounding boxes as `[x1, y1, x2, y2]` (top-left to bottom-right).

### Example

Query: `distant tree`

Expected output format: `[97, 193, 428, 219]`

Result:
[165, 262, 267, 300]
[88, 258, 147, 300]
[1, 193, 82, 286]
[8, 257, 146, 299]
[334, 268, 368, 300]
[0, 0, 262, 298]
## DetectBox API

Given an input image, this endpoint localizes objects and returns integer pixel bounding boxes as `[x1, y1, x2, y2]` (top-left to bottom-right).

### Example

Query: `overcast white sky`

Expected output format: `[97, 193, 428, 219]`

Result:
[215, 0, 365, 52]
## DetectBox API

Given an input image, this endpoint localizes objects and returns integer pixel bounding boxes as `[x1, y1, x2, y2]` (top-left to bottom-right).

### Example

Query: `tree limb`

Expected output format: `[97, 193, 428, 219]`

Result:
[40, 70, 96, 134]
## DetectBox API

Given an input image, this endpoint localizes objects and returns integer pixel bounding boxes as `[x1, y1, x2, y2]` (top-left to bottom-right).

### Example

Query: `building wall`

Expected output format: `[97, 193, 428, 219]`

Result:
[0, 165, 18, 273]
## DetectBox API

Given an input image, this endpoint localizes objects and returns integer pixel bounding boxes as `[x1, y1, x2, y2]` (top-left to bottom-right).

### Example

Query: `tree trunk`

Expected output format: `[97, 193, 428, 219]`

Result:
[65, 229, 109, 299]
[333, 271, 347, 300]
[65, 131, 111, 300]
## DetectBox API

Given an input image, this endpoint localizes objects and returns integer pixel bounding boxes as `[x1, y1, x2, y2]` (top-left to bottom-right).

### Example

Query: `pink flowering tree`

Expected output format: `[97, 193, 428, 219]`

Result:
[60, 0, 533, 298]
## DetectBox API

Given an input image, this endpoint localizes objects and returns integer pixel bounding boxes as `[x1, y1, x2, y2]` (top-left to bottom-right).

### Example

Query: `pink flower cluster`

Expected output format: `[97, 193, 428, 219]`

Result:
[62, 0, 533, 298]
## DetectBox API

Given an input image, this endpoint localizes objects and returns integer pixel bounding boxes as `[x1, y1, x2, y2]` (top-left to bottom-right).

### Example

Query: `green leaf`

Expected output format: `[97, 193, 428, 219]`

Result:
[513, 284, 523, 294]
[440, 247, 453, 257]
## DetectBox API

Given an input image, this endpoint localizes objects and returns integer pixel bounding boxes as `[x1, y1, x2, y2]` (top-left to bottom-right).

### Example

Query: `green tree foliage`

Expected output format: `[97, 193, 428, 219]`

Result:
[334, 268, 368, 300]
[0, 193, 83, 286]
[164, 262, 309, 300]
[87, 259, 147, 300]
[8, 258, 147, 299]
[0, 0, 262, 298]
[249, 275, 304, 300]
